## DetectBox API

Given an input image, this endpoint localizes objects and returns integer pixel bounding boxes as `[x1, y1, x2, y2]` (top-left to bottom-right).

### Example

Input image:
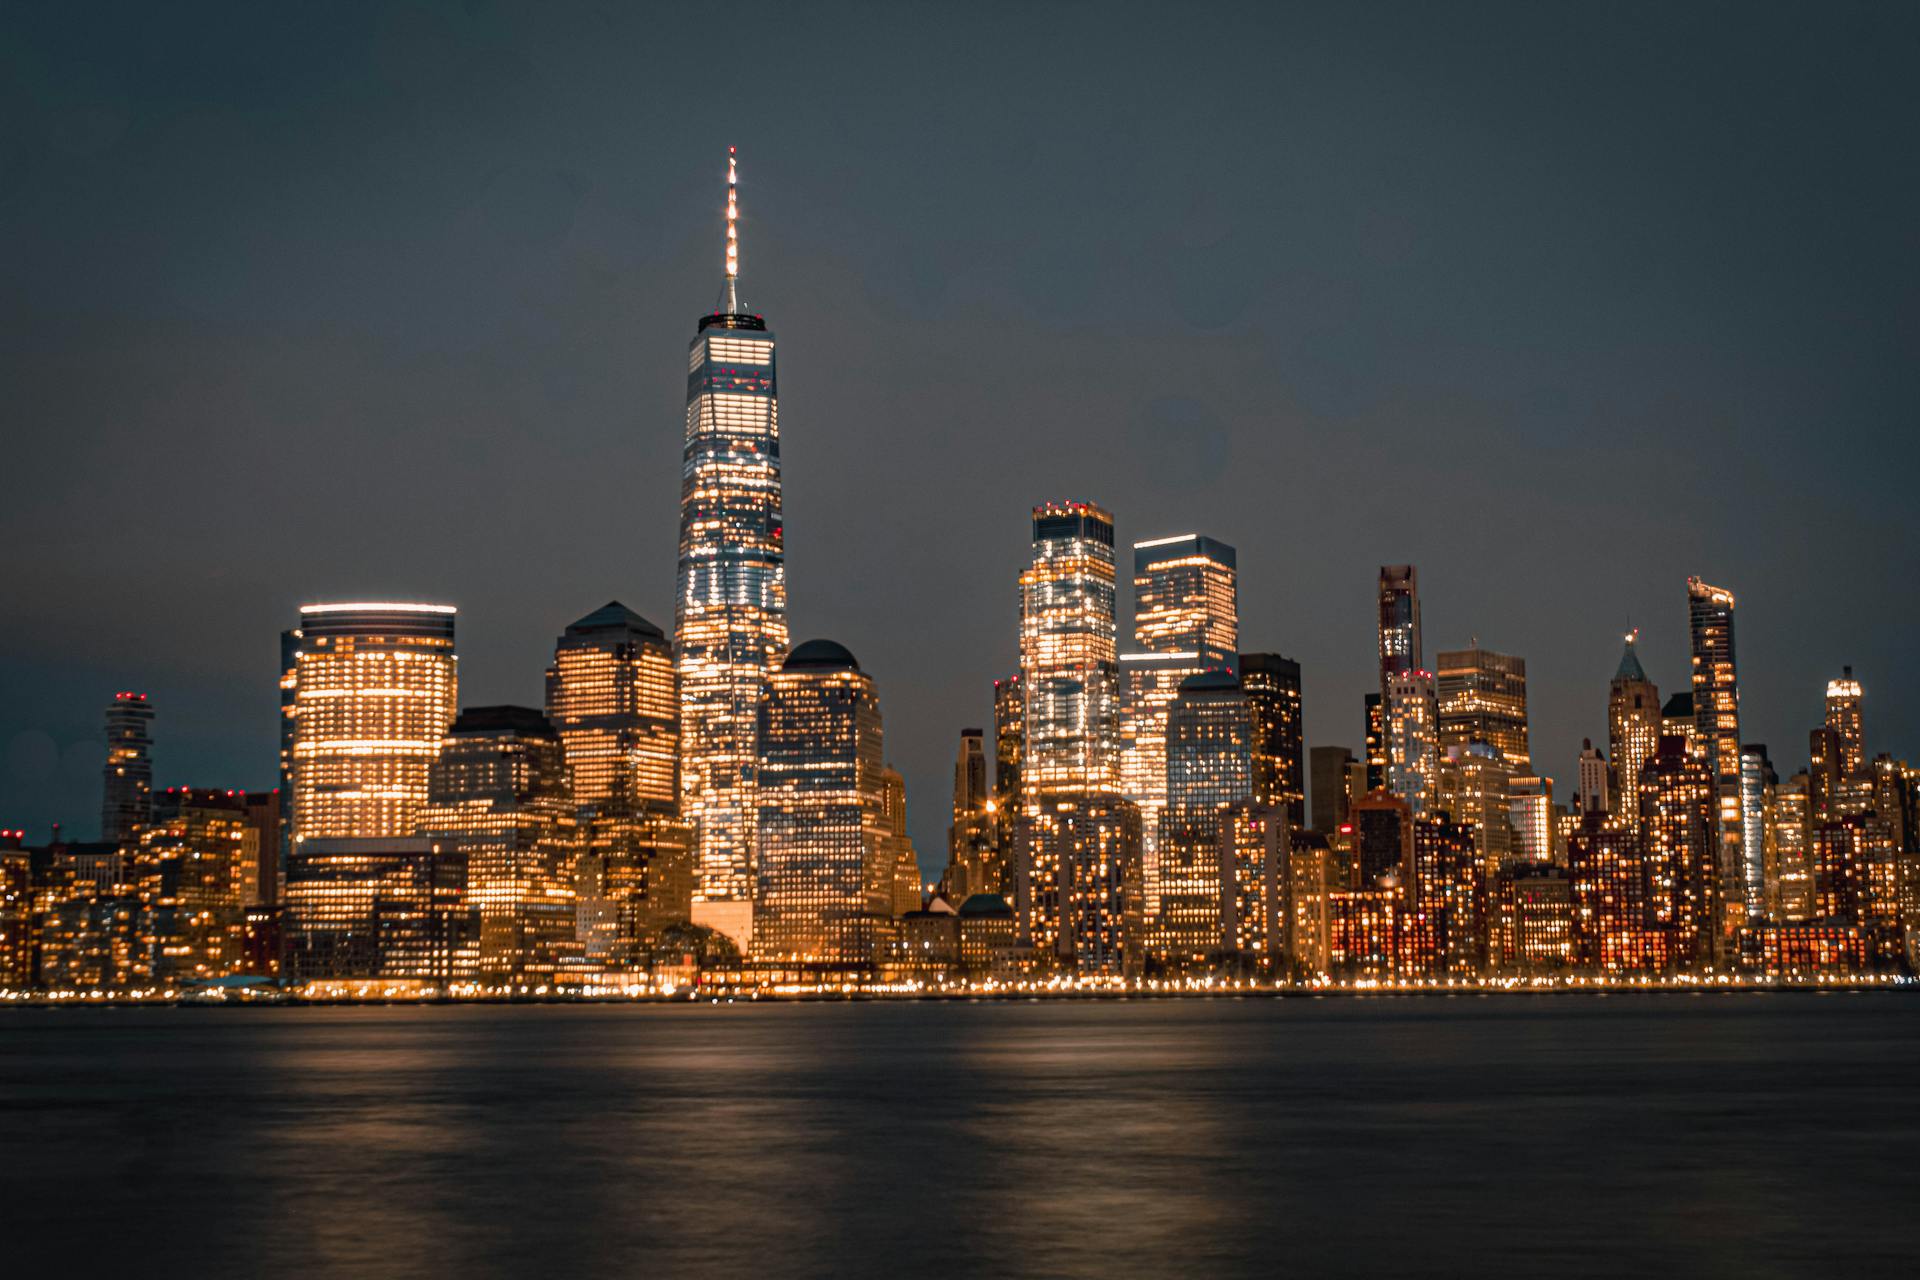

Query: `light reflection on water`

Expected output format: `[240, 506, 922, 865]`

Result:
[3, 995, 1917, 1277]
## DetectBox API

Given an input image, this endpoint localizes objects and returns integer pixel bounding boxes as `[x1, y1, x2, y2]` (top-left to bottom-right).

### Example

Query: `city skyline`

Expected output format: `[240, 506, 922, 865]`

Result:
[5, 5, 1920, 886]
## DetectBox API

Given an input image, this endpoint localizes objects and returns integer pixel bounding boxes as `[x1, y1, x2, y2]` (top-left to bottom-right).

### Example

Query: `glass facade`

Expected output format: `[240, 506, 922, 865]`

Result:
[676, 151, 788, 947]
[546, 602, 691, 961]
[1118, 532, 1237, 914]
[1020, 502, 1119, 803]
[754, 641, 888, 966]
[1436, 644, 1529, 771]
[1156, 672, 1254, 961]
[416, 707, 579, 982]
[1377, 565, 1422, 704]
[1239, 653, 1304, 830]
[287, 604, 459, 844]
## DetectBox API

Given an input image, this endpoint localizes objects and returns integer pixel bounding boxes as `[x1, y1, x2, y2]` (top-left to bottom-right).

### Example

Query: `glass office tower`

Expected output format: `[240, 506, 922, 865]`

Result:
[101, 692, 155, 843]
[675, 149, 789, 949]
[1019, 502, 1120, 804]
[287, 603, 459, 843]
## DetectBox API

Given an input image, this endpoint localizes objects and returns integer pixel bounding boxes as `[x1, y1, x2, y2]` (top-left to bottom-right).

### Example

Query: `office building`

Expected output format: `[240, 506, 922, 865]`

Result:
[1607, 631, 1661, 830]
[129, 787, 251, 983]
[416, 707, 580, 982]
[287, 603, 459, 843]
[1240, 653, 1305, 829]
[1639, 734, 1718, 972]
[1020, 502, 1120, 803]
[1826, 667, 1865, 777]
[546, 602, 691, 961]
[755, 641, 890, 967]
[283, 836, 475, 986]
[1156, 671, 1255, 962]
[1377, 565, 1422, 704]
[1437, 644, 1529, 770]
[675, 149, 789, 949]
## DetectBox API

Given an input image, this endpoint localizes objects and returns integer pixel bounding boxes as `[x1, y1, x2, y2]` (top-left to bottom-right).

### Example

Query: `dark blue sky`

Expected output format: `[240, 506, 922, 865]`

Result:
[4, 2, 1917, 870]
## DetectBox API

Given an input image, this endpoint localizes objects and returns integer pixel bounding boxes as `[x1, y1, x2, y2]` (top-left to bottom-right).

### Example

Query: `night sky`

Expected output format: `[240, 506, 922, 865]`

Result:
[5, 3, 1918, 873]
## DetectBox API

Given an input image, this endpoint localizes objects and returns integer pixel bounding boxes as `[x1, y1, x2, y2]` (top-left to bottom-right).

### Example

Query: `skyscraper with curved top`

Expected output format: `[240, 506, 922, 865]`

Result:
[675, 148, 788, 948]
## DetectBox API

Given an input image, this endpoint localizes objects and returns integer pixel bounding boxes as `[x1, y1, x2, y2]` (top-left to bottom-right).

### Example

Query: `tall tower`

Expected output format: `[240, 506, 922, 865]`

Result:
[1156, 671, 1255, 960]
[1385, 670, 1439, 815]
[1117, 533, 1238, 907]
[288, 603, 458, 842]
[1019, 502, 1119, 804]
[1377, 565, 1422, 704]
[1686, 577, 1748, 927]
[1825, 667, 1864, 777]
[675, 148, 789, 950]
[546, 602, 691, 958]
[1435, 643, 1529, 771]
[1606, 630, 1661, 830]
[754, 641, 888, 965]
[1239, 653, 1304, 829]
[101, 692, 154, 843]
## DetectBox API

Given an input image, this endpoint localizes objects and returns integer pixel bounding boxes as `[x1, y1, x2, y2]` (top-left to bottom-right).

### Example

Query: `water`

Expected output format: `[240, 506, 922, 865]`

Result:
[2, 993, 1915, 1277]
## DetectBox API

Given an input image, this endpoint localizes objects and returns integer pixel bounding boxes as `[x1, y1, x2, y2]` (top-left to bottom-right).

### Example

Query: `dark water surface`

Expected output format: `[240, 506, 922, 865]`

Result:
[2, 993, 1916, 1277]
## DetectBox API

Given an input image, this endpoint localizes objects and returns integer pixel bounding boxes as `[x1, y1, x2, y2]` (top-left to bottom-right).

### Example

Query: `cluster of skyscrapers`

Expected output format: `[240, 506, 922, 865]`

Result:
[2, 153, 1916, 995]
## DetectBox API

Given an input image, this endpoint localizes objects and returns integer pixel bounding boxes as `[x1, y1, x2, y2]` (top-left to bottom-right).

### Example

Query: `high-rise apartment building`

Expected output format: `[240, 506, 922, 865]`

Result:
[1012, 794, 1143, 976]
[1607, 631, 1661, 830]
[1687, 577, 1749, 926]
[416, 707, 579, 982]
[675, 149, 789, 950]
[1437, 644, 1529, 771]
[1826, 667, 1865, 776]
[1639, 734, 1718, 972]
[1385, 670, 1439, 816]
[101, 692, 154, 843]
[545, 602, 690, 961]
[1021, 502, 1120, 803]
[1240, 653, 1305, 830]
[287, 603, 459, 843]
[1156, 672, 1254, 961]
[131, 787, 251, 983]
[1438, 742, 1513, 882]
[1218, 801, 1286, 962]
[755, 641, 889, 966]
[1377, 565, 1422, 703]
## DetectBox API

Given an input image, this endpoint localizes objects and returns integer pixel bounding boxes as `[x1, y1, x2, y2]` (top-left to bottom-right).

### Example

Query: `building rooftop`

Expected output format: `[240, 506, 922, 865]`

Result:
[784, 639, 860, 672]
[564, 600, 665, 640]
[958, 892, 1014, 917]
[448, 705, 558, 739]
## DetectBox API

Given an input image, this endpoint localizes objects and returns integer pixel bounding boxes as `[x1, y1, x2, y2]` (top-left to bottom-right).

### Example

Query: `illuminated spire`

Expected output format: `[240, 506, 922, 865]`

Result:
[721, 145, 740, 314]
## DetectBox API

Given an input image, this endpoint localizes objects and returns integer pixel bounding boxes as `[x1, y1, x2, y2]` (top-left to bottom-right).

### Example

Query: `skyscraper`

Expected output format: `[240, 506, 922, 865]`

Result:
[1640, 734, 1718, 972]
[101, 692, 154, 844]
[1686, 577, 1749, 926]
[755, 641, 889, 966]
[1118, 535, 1237, 882]
[1385, 670, 1439, 815]
[1240, 653, 1305, 830]
[1607, 630, 1661, 830]
[1826, 667, 1865, 776]
[675, 148, 789, 950]
[416, 707, 578, 982]
[991, 673, 1023, 857]
[1020, 502, 1120, 804]
[1436, 644, 1529, 771]
[1576, 739, 1609, 816]
[1377, 565, 1422, 703]
[1309, 745, 1355, 834]
[1157, 671, 1255, 961]
[545, 602, 690, 960]
[944, 729, 997, 901]
[287, 603, 458, 843]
